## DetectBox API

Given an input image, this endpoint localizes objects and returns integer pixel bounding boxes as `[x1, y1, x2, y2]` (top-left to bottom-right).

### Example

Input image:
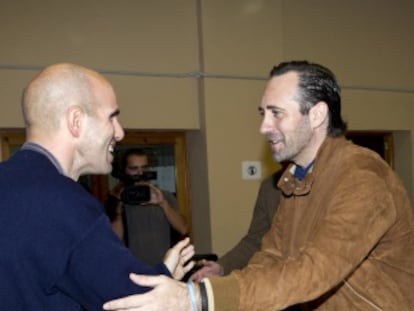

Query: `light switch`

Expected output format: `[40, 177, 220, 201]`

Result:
[242, 161, 261, 180]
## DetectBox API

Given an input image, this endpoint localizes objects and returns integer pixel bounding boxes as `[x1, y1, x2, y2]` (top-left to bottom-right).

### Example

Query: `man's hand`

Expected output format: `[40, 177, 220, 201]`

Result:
[190, 260, 224, 282]
[102, 274, 191, 311]
[147, 183, 165, 205]
[164, 237, 195, 280]
[110, 181, 125, 200]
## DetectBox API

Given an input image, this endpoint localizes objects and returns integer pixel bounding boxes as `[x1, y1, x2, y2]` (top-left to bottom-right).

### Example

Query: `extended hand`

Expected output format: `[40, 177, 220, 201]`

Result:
[164, 237, 195, 280]
[190, 260, 224, 282]
[103, 274, 191, 311]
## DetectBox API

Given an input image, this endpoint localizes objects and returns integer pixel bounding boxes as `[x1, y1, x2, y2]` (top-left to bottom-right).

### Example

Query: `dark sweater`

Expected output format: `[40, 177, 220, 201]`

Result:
[218, 171, 282, 274]
[0, 149, 170, 310]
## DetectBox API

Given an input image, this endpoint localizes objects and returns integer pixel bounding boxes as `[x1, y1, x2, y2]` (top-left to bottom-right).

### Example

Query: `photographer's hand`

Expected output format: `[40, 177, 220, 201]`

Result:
[107, 181, 126, 240]
[110, 181, 125, 200]
[147, 183, 165, 205]
[145, 184, 188, 236]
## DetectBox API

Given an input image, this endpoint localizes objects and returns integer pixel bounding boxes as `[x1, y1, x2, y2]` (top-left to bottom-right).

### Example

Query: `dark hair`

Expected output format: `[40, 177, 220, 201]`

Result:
[121, 148, 148, 171]
[270, 60, 347, 137]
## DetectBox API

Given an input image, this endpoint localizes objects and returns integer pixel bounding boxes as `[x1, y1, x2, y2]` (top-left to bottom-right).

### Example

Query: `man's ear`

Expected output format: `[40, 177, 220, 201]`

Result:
[309, 101, 328, 129]
[66, 105, 84, 138]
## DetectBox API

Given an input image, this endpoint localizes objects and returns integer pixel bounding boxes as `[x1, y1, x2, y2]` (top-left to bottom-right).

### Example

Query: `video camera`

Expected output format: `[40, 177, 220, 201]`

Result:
[120, 171, 157, 205]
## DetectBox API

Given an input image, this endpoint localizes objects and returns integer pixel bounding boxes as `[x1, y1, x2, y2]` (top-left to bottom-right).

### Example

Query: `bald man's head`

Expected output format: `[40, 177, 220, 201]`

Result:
[22, 63, 108, 133]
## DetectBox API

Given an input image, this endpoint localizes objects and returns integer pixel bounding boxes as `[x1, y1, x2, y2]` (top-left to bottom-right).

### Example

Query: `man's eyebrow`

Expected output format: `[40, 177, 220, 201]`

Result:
[259, 105, 281, 110]
[265, 104, 281, 110]
[110, 109, 120, 118]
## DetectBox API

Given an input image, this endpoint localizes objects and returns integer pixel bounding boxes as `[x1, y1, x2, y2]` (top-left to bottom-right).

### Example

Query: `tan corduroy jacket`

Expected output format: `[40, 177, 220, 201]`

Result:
[209, 136, 414, 310]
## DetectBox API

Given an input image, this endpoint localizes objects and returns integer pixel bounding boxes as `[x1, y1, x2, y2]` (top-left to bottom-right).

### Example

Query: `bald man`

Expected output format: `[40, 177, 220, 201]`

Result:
[0, 63, 194, 311]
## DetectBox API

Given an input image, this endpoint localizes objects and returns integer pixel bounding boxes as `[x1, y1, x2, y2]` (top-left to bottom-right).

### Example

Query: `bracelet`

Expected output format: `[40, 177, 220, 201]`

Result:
[203, 279, 215, 311]
[199, 281, 208, 311]
[187, 281, 198, 311]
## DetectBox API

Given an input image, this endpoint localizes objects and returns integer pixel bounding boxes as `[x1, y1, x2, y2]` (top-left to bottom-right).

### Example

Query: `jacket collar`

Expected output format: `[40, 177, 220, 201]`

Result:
[278, 136, 347, 196]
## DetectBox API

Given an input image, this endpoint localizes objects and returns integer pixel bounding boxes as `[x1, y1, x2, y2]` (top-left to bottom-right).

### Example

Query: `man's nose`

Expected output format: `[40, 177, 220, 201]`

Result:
[136, 167, 147, 175]
[260, 117, 271, 135]
[114, 119, 125, 142]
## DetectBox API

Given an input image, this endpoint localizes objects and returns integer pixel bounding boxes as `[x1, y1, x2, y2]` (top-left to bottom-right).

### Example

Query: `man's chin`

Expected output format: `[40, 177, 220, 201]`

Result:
[90, 164, 112, 175]
[103, 164, 113, 174]
[273, 152, 287, 163]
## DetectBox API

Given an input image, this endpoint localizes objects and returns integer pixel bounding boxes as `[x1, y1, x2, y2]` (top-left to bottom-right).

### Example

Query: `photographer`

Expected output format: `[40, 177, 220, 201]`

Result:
[106, 148, 188, 265]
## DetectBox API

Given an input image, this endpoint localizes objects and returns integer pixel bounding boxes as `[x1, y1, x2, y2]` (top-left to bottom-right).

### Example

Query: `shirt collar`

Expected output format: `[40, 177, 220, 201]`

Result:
[293, 159, 315, 180]
[21, 142, 65, 175]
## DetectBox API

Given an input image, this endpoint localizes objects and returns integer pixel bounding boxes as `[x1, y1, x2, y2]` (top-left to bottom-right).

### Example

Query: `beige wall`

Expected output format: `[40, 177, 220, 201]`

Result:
[1, 0, 413, 255]
[0, 0, 200, 128]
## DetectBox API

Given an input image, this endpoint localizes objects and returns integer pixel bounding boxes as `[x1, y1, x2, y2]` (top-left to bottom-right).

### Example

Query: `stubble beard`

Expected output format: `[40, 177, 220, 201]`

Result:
[271, 118, 312, 164]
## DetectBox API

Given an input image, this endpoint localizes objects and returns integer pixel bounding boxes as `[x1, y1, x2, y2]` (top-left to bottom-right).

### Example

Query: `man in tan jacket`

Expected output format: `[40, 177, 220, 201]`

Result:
[190, 169, 282, 281]
[103, 61, 414, 311]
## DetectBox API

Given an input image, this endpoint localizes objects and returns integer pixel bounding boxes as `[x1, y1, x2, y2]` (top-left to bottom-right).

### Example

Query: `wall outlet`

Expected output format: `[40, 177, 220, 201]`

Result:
[242, 161, 261, 180]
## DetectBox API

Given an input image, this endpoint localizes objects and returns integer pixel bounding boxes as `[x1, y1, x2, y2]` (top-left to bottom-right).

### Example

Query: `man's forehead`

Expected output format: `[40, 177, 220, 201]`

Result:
[260, 71, 299, 108]
[267, 71, 298, 93]
[128, 154, 148, 163]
